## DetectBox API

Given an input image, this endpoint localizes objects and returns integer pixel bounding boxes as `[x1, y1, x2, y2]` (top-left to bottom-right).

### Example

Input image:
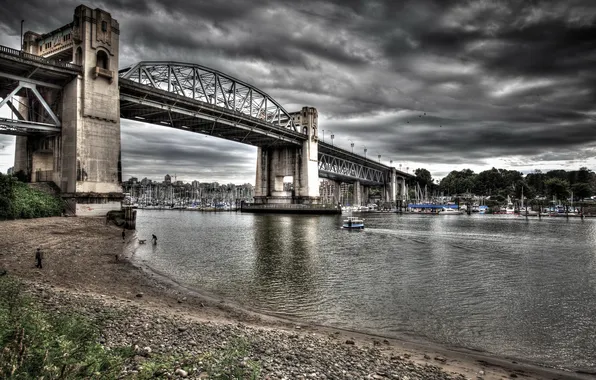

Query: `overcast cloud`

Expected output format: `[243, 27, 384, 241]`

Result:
[1, 0, 595, 183]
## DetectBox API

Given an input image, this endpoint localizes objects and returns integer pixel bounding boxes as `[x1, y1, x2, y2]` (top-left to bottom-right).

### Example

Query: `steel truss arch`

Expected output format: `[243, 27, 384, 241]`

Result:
[119, 62, 297, 132]
[318, 152, 385, 185]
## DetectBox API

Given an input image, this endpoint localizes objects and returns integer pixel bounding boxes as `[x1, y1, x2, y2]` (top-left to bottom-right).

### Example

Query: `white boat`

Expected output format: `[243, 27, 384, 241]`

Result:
[342, 216, 365, 229]
[439, 207, 464, 215]
[500, 195, 515, 214]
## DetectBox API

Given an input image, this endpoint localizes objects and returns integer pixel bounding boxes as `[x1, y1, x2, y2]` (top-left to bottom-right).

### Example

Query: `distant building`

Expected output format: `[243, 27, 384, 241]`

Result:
[164, 174, 171, 184]
[7, 167, 14, 175]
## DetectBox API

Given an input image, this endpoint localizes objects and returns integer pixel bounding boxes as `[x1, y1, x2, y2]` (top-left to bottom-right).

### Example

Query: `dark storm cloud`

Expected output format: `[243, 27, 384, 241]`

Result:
[1, 0, 595, 180]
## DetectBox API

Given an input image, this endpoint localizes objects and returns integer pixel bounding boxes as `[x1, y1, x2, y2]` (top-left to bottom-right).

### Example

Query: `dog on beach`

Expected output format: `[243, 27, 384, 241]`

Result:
[138, 239, 146, 244]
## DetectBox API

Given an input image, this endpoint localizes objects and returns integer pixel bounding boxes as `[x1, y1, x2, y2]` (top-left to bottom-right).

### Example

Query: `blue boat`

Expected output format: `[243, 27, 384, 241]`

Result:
[342, 216, 364, 229]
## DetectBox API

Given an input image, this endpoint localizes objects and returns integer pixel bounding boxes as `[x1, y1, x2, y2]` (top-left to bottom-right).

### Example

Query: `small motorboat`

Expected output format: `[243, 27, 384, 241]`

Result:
[342, 216, 364, 229]
[438, 207, 464, 215]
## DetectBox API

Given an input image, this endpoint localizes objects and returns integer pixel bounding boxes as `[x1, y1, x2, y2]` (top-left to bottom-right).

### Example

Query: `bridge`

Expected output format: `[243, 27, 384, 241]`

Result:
[0, 5, 413, 215]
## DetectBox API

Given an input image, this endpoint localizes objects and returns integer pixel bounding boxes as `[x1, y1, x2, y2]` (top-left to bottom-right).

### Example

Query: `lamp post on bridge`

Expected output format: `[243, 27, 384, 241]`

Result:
[377, 153, 381, 163]
[20, 20, 24, 52]
[362, 145, 367, 160]
[348, 139, 354, 153]
[330, 131, 335, 146]
[322, 129, 325, 142]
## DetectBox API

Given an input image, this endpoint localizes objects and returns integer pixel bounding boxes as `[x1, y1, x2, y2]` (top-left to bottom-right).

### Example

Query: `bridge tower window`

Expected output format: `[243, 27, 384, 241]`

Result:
[96, 50, 109, 70]
[101, 21, 108, 32]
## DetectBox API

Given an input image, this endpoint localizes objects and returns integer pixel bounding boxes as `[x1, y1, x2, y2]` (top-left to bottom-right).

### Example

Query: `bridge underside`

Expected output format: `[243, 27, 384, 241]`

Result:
[0, 46, 80, 135]
[120, 79, 303, 148]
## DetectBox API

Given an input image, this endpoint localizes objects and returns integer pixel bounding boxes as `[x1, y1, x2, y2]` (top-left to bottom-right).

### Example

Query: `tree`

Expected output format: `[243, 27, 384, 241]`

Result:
[577, 167, 594, 183]
[414, 168, 433, 188]
[514, 180, 536, 201]
[439, 169, 476, 195]
[545, 178, 570, 202]
[571, 182, 593, 200]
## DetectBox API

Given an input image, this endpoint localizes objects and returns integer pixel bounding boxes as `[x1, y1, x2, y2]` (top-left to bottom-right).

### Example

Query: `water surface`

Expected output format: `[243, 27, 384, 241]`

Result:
[134, 210, 596, 372]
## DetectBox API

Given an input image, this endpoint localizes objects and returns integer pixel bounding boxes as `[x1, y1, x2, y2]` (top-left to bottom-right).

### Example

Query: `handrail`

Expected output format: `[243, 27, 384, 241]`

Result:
[0, 44, 82, 71]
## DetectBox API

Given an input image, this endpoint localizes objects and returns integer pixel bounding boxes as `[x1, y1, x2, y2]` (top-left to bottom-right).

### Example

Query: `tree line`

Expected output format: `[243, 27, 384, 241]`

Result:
[413, 167, 596, 202]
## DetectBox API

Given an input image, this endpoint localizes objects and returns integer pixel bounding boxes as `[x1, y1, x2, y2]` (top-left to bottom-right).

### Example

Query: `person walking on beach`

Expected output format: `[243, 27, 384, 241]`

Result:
[35, 247, 43, 269]
[122, 228, 126, 241]
[152, 234, 157, 245]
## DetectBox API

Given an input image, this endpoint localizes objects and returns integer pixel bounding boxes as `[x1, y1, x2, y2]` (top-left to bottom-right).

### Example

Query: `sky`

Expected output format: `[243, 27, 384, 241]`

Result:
[1, 0, 595, 184]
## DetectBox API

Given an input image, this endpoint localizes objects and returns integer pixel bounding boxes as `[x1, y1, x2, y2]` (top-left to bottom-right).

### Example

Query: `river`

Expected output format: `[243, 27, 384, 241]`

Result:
[134, 210, 596, 372]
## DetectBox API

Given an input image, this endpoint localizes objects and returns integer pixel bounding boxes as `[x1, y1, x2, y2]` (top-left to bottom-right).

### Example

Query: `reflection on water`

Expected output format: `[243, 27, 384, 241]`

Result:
[135, 210, 596, 372]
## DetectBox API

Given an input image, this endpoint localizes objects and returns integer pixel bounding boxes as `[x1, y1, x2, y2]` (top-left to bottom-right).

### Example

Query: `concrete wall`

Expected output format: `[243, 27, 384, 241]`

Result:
[75, 200, 122, 216]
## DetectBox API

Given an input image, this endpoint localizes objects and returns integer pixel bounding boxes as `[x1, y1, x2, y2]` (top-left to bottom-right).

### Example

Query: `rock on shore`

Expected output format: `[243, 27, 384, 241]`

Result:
[26, 282, 464, 379]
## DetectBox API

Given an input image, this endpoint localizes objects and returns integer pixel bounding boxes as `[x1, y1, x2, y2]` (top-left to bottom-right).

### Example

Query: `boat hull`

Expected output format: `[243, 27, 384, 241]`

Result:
[342, 224, 364, 229]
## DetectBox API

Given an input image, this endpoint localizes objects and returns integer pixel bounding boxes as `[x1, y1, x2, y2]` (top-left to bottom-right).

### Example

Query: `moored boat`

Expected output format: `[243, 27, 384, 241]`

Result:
[438, 207, 464, 215]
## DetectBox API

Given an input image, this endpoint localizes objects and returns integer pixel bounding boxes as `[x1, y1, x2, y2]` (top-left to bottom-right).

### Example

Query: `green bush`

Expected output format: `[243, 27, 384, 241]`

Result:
[0, 276, 129, 378]
[0, 173, 63, 220]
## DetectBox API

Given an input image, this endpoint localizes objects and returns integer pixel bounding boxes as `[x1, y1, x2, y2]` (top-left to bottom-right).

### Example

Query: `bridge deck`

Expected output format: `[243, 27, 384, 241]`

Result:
[119, 78, 305, 148]
[0, 45, 81, 99]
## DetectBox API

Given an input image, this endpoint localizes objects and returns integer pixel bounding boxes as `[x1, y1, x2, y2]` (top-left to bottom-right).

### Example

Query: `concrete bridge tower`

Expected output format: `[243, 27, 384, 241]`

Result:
[14, 5, 122, 215]
[254, 106, 321, 205]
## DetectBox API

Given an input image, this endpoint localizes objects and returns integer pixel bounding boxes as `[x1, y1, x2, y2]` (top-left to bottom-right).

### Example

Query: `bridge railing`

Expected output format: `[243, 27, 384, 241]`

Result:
[0, 44, 82, 71]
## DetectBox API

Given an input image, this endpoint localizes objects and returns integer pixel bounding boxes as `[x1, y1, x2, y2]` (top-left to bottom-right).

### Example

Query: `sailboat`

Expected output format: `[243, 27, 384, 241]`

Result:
[500, 195, 515, 214]
[519, 188, 538, 216]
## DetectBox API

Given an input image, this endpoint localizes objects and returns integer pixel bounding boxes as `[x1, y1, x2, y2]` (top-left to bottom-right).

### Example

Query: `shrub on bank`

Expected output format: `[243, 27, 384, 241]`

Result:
[0, 173, 63, 219]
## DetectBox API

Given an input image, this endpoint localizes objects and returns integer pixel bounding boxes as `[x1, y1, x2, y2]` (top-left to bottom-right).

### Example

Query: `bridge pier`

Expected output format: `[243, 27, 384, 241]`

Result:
[353, 180, 362, 206]
[12, 5, 123, 216]
[254, 106, 321, 206]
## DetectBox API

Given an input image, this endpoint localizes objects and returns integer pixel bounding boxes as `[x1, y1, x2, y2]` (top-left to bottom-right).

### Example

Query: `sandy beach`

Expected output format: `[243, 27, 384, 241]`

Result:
[0, 217, 591, 379]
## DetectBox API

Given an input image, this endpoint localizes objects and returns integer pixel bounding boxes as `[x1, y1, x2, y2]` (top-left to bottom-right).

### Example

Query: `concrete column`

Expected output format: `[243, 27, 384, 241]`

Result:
[333, 180, 341, 204]
[65, 5, 122, 215]
[388, 168, 397, 203]
[254, 147, 269, 197]
[399, 176, 407, 200]
[296, 107, 320, 201]
[353, 180, 362, 206]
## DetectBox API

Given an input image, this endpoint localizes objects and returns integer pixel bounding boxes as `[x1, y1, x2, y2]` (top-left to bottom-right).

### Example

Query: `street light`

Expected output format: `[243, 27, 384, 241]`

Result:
[390, 159, 393, 166]
[322, 129, 325, 142]
[330, 131, 335, 146]
[20, 20, 24, 52]
[362, 145, 367, 160]
[348, 139, 354, 153]
[377, 153, 381, 163]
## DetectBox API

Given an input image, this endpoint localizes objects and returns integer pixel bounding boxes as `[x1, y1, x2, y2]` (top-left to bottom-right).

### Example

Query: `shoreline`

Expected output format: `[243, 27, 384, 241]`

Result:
[131, 253, 592, 380]
[0, 217, 592, 379]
